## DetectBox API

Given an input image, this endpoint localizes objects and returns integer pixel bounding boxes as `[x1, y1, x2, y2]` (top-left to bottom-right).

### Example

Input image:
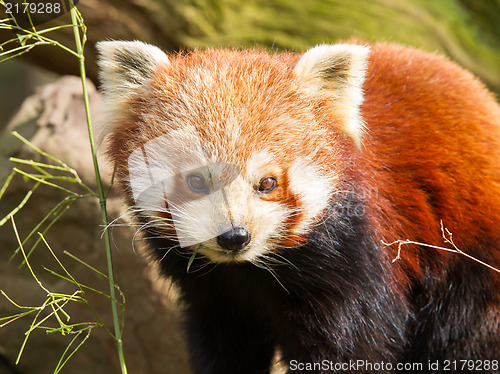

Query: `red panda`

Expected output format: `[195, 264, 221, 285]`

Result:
[96, 40, 500, 373]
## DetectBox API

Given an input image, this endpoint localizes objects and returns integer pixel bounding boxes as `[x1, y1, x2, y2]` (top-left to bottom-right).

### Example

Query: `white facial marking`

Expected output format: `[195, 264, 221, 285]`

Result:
[246, 150, 276, 182]
[287, 158, 334, 234]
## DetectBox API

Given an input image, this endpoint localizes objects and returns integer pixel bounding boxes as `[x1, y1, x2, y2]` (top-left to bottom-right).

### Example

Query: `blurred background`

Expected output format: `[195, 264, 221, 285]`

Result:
[0, 1, 499, 373]
[0, 0, 499, 129]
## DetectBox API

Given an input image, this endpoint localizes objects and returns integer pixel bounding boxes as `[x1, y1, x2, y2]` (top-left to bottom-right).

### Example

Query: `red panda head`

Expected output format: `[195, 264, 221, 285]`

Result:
[97, 41, 369, 264]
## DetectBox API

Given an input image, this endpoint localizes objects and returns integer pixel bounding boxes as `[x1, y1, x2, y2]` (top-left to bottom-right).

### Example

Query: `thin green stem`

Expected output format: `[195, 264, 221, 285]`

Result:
[0, 182, 41, 226]
[69, 4, 127, 373]
[10, 131, 71, 168]
[54, 329, 92, 373]
[9, 157, 77, 173]
[12, 197, 75, 264]
[12, 167, 79, 197]
[0, 170, 16, 200]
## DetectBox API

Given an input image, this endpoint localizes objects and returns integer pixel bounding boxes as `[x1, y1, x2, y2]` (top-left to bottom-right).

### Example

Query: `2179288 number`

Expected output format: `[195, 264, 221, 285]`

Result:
[5, 2, 62, 14]
[443, 360, 499, 371]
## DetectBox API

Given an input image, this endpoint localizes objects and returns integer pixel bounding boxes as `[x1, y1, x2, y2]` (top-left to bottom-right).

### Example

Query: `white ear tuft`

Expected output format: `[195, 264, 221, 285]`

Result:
[96, 40, 169, 95]
[96, 40, 169, 139]
[294, 44, 370, 148]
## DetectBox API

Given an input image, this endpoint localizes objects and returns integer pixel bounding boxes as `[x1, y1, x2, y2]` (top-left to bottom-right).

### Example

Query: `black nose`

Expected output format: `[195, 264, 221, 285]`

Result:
[216, 227, 251, 251]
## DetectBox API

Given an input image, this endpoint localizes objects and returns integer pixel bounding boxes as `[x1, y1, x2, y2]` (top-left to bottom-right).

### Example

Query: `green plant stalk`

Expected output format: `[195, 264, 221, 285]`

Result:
[69, 5, 128, 374]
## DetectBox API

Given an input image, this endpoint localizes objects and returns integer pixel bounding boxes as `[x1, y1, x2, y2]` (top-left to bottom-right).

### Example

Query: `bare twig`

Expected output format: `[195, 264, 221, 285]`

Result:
[383, 221, 500, 273]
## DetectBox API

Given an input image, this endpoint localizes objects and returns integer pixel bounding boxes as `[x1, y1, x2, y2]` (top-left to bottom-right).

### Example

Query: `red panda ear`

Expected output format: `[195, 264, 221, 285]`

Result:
[96, 41, 170, 137]
[294, 44, 370, 148]
[96, 40, 169, 96]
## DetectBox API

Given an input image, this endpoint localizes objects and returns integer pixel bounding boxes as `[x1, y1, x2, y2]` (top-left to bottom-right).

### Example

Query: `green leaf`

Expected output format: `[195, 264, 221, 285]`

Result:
[187, 244, 204, 273]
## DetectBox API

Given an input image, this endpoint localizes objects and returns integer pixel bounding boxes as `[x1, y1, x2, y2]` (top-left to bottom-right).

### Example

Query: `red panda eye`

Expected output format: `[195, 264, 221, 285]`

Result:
[187, 173, 209, 193]
[258, 176, 277, 193]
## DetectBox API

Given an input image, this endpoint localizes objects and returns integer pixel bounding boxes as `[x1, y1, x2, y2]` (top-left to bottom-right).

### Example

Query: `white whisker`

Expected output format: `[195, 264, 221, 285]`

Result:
[251, 257, 290, 295]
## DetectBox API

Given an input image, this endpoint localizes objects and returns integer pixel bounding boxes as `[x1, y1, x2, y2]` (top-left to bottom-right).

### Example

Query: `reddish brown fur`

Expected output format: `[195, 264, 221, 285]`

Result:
[360, 43, 500, 280]
[102, 41, 500, 371]
[108, 43, 500, 278]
